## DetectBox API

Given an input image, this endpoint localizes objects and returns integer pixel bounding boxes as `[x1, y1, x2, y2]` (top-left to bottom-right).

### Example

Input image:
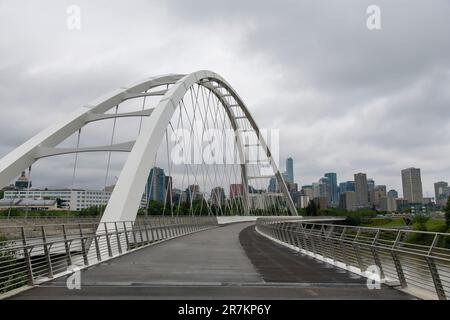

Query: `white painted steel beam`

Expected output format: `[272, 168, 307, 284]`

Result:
[35, 141, 135, 159]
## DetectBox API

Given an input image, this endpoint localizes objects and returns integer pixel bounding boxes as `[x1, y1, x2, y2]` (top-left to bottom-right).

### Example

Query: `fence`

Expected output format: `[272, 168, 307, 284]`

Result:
[0, 216, 217, 295]
[256, 218, 450, 300]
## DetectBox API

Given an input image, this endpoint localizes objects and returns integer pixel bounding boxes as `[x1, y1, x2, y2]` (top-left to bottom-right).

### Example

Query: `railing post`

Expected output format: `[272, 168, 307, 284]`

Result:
[174, 217, 180, 236]
[138, 220, 144, 246]
[309, 224, 317, 256]
[148, 218, 156, 241]
[78, 224, 89, 265]
[104, 223, 113, 257]
[185, 216, 190, 234]
[41, 226, 53, 279]
[426, 234, 446, 300]
[62, 224, 72, 267]
[296, 224, 306, 251]
[114, 222, 122, 254]
[132, 221, 138, 248]
[93, 232, 101, 262]
[286, 223, 295, 246]
[143, 219, 151, 245]
[21, 227, 34, 286]
[391, 231, 407, 288]
[162, 217, 169, 238]
[338, 227, 349, 266]
[325, 225, 336, 262]
[370, 230, 385, 279]
[168, 217, 174, 237]
[123, 222, 130, 251]
[352, 228, 365, 272]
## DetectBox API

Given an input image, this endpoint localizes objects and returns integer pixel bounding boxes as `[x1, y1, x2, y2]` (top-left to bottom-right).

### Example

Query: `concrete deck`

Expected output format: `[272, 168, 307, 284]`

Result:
[10, 223, 414, 299]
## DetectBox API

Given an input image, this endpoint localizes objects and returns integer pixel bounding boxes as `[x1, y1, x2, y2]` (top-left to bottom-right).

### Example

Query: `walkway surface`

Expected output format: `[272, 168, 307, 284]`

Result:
[11, 223, 413, 299]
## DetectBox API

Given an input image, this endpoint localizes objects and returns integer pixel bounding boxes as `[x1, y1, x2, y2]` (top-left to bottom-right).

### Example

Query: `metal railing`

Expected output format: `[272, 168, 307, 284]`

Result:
[256, 218, 450, 300]
[0, 216, 217, 295]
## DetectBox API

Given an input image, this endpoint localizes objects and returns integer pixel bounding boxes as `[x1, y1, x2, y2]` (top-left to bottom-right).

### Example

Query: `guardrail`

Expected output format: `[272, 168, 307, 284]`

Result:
[0, 216, 217, 296]
[256, 218, 450, 300]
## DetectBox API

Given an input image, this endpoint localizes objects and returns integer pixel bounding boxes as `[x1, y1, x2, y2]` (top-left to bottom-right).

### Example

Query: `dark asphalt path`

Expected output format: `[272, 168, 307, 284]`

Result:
[10, 223, 414, 299]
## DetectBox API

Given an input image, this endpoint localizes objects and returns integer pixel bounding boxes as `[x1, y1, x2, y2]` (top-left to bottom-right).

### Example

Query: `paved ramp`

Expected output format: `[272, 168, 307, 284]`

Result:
[11, 223, 413, 299]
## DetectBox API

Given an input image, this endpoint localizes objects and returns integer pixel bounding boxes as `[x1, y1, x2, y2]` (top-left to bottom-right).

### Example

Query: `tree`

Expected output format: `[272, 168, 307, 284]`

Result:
[147, 200, 165, 216]
[445, 196, 450, 228]
[305, 200, 318, 216]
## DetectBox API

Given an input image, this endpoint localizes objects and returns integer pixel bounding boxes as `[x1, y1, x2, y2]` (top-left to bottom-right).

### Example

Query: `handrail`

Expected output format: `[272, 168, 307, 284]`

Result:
[0, 216, 218, 296]
[256, 218, 450, 300]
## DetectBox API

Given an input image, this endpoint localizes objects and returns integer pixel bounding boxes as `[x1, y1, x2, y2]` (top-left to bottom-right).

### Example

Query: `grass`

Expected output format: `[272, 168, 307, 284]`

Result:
[425, 219, 448, 233]
[362, 218, 406, 228]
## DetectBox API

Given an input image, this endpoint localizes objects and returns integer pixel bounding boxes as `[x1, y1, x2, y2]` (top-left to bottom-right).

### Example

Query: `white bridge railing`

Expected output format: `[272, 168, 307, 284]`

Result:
[0, 216, 217, 296]
[256, 218, 450, 300]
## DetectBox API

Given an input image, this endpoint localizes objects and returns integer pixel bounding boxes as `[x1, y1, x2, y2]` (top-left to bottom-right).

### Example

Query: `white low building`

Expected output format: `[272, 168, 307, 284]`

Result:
[2, 189, 111, 211]
[2, 188, 148, 211]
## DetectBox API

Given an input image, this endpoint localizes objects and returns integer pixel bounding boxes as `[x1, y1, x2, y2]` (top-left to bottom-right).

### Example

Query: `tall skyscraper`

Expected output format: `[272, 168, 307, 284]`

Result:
[324, 172, 338, 205]
[268, 177, 277, 193]
[434, 181, 449, 206]
[286, 157, 294, 183]
[401, 167, 423, 204]
[354, 173, 369, 208]
[367, 178, 375, 205]
[147, 167, 165, 203]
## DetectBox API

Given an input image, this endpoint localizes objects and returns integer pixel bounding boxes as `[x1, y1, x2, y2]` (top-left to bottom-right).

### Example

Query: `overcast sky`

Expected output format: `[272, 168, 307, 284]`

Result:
[1, 0, 450, 197]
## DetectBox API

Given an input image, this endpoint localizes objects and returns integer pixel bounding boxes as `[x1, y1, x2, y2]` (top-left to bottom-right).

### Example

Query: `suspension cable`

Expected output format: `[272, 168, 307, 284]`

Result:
[103, 105, 119, 214]
[69, 128, 82, 215]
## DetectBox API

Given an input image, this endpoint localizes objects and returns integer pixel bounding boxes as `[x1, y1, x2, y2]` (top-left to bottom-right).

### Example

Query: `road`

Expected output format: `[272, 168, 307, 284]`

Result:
[10, 222, 414, 299]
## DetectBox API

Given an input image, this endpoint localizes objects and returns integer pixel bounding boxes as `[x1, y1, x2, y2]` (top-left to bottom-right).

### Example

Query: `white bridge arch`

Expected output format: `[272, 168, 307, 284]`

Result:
[0, 70, 297, 221]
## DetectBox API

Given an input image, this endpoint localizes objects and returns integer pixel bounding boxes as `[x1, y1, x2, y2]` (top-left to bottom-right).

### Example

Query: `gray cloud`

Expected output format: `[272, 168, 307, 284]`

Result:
[1, 0, 450, 197]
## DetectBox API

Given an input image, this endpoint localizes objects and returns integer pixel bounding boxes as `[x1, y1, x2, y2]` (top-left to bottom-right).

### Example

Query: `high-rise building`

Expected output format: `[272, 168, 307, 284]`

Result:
[434, 181, 449, 207]
[268, 177, 277, 193]
[339, 191, 356, 211]
[387, 189, 398, 199]
[324, 172, 338, 205]
[210, 187, 226, 207]
[354, 173, 369, 208]
[312, 178, 331, 207]
[401, 168, 424, 204]
[301, 185, 314, 198]
[185, 184, 202, 203]
[229, 184, 243, 199]
[367, 178, 375, 205]
[286, 157, 294, 183]
[373, 185, 387, 207]
[339, 181, 355, 193]
[147, 167, 165, 203]
[319, 177, 332, 206]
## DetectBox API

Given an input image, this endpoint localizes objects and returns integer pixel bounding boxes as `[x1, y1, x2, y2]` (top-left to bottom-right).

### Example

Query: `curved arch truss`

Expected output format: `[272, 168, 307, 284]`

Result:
[0, 71, 297, 221]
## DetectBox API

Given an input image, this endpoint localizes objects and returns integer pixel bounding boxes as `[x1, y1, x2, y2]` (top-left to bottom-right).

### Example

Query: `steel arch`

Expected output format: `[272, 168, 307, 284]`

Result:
[0, 70, 297, 220]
